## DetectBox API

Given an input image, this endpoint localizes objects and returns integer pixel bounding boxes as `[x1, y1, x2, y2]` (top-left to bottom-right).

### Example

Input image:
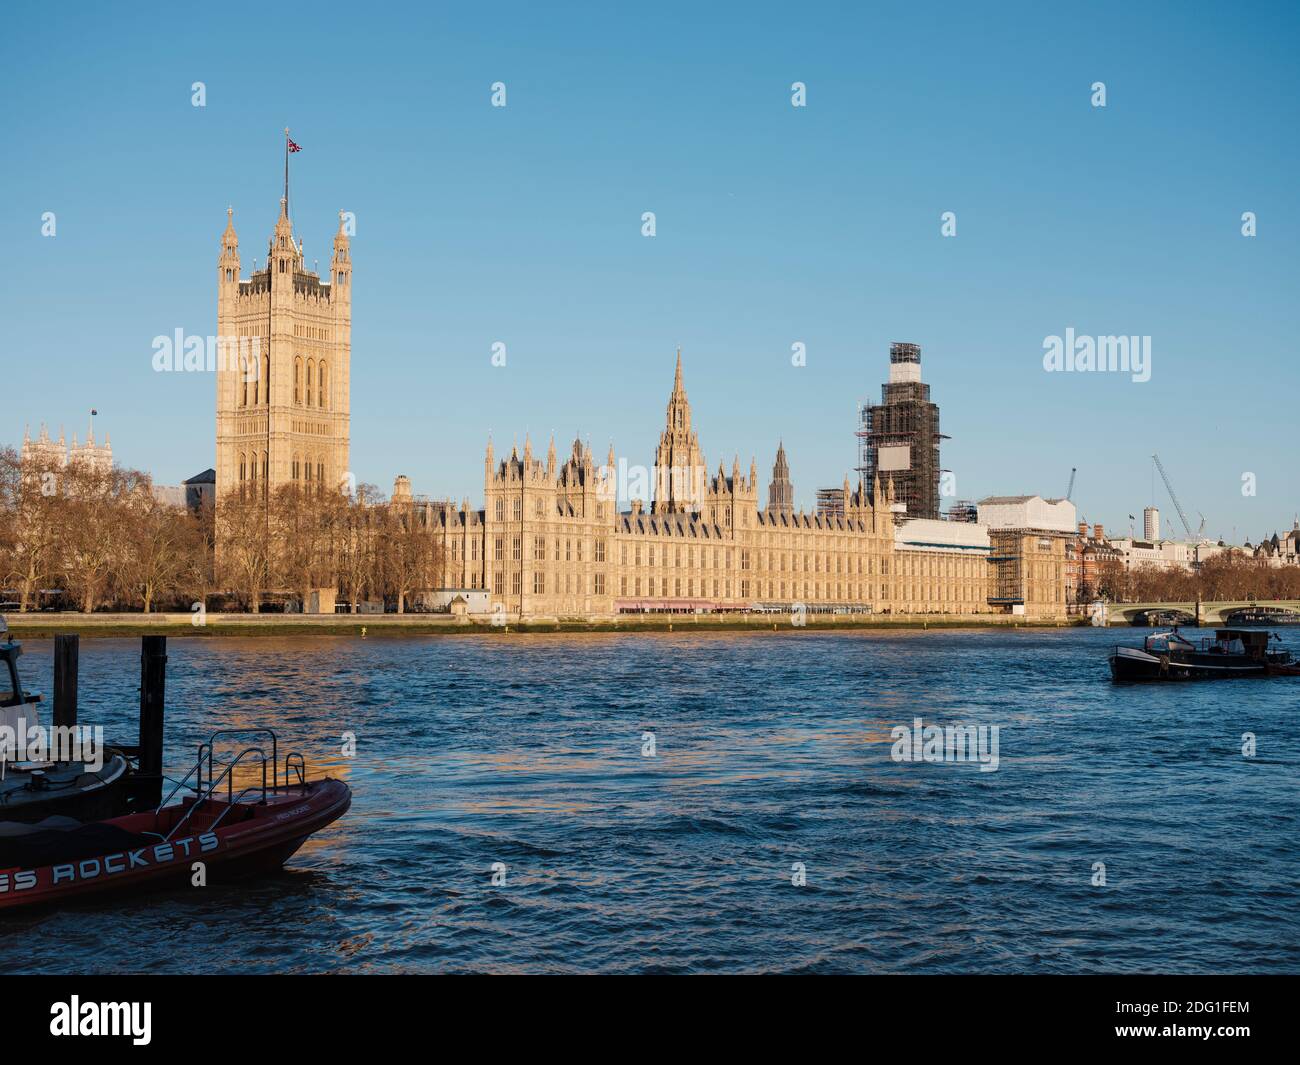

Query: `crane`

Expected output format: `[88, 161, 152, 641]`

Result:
[1065, 467, 1077, 502]
[1152, 453, 1195, 541]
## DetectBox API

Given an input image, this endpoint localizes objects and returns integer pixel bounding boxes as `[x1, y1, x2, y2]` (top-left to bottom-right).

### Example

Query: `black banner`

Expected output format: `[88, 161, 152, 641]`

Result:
[3, 974, 1286, 1050]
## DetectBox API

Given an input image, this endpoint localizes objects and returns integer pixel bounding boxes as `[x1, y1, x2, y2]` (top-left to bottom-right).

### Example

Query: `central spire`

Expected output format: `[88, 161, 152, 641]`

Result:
[653, 348, 705, 514]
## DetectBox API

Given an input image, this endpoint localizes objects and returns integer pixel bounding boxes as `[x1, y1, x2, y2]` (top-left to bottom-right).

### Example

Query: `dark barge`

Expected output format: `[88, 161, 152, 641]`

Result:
[1109, 627, 1295, 682]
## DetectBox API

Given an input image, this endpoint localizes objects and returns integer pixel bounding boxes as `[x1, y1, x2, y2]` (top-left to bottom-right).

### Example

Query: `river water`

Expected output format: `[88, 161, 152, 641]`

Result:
[5, 627, 1298, 973]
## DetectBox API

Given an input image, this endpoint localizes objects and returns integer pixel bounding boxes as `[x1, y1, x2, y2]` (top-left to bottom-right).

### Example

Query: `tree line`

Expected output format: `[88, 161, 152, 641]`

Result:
[0, 448, 445, 614]
[1090, 552, 1300, 604]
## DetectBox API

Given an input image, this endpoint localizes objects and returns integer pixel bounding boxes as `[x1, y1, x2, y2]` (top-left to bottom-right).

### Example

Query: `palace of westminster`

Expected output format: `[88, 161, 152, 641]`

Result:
[211, 192, 1070, 619]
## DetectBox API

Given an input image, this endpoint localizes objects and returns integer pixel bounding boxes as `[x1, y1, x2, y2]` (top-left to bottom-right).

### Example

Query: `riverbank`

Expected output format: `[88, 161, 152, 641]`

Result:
[2, 610, 1084, 638]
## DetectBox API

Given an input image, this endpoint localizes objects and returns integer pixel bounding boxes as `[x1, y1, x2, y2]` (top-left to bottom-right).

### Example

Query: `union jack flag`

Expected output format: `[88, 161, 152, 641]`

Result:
[287, 138, 302, 153]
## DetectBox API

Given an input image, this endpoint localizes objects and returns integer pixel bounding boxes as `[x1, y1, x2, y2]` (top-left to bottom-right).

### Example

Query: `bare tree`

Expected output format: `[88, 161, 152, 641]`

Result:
[0, 448, 65, 611]
[117, 487, 195, 612]
[177, 497, 217, 614]
[58, 461, 143, 613]
[379, 503, 440, 613]
[217, 488, 273, 612]
[337, 483, 381, 612]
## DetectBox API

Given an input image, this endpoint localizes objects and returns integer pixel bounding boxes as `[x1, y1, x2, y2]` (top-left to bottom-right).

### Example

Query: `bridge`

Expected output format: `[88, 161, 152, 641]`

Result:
[1105, 600, 1300, 626]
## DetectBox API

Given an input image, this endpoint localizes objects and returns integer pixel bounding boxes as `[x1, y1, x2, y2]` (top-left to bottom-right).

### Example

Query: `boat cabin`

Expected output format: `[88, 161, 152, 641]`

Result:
[1, 616, 43, 734]
[1211, 628, 1271, 660]
[1143, 631, 1195, 655]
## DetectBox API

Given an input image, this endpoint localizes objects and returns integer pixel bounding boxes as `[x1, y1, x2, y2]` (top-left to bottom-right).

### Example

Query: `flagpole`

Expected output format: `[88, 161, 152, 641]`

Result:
[283, 127, 290, 217]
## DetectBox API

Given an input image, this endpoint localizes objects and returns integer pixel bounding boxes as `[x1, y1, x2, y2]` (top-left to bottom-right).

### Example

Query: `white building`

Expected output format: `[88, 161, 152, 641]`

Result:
[1108, 537, 1229, 572]
[976, 495, 1077, 533]
[895, 517, 991, 552]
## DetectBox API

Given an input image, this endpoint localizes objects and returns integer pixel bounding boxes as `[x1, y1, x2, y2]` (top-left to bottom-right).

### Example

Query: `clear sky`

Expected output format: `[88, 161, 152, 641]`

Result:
[3, 0, 1297, 542]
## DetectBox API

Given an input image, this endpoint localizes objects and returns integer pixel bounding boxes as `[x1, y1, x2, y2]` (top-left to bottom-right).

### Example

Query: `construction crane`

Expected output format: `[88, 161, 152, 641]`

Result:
[1065, 467, 1077, 502]
[1152, 453, 1196, 541]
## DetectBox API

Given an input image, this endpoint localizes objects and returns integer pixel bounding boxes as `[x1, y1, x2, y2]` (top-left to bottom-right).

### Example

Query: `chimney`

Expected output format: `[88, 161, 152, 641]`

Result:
[1078, 521, 1088, 538]
[1093, 523, 1104, 541]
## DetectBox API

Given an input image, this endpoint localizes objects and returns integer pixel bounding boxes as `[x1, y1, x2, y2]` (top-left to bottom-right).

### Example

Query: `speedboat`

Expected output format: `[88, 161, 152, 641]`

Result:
[1109, 627, 1295, 682]
[0, 729, 350, 910]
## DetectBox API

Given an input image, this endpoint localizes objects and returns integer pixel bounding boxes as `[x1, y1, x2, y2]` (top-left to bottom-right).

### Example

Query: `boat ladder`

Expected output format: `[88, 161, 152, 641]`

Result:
[154, 728, 309, 842]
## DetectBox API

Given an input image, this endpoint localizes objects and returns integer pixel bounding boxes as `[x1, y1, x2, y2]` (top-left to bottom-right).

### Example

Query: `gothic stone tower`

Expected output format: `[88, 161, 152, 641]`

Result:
[652, 349, 707, 514]
[861, 342, 945, 520]
[216, 199, 351, 499]
[767, 441, 794, 516]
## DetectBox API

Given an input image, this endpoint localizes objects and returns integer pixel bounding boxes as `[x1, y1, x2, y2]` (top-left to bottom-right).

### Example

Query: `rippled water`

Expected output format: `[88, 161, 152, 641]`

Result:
[5, 627, 1298, 973]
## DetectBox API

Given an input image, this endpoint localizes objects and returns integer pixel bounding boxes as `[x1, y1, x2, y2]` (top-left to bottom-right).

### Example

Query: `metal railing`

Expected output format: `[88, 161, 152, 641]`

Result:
[158, 746, 268, 842]
[154, 728, 310, 843]
[197, 728, 280, 795]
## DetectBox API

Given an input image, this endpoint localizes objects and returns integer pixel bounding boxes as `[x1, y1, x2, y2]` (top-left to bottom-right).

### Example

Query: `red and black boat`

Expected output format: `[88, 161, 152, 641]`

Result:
[0, 729, 350, 911]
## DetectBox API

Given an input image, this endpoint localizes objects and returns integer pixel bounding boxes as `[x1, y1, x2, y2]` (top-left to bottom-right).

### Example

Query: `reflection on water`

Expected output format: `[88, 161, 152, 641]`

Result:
[4, 628, 1299, 974]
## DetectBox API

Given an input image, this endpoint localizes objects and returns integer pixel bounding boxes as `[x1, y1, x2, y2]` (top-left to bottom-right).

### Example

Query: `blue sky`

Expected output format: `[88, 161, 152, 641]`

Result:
[2, 0, 1297, 541]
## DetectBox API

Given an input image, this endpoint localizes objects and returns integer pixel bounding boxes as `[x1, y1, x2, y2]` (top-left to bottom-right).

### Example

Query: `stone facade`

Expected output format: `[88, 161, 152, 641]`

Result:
[418, 356, 1070, 620]
[21, 422, 112, 474]
[976, 496, 1073, 616]
[1246, 521, 1300, 566]
[215, 200, 351, 500]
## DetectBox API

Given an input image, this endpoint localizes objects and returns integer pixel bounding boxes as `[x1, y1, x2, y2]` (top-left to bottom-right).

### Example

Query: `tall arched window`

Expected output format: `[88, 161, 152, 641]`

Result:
[318, 361, 327, 408]
[306, 360, 314, 407]
[262, 355, 270, 404]
[240, 361, 248, 407]
[239, 453, 246, 481]
[262, 452, 268, 481]
[317, 462, 324, 485]
[294, 357, 302, 404]
[293, 455, 300, 481]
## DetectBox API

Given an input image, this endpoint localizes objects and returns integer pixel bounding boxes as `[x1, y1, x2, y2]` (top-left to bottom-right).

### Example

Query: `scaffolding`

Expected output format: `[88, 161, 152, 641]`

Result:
[816, 487, 846, 516]
[947, 499, 978, 523]
[855, 342, 948, 520]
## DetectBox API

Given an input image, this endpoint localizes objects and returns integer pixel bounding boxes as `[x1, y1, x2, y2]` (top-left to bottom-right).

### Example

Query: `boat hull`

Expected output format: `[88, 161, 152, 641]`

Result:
[0, 778, 349, 911]
[1109, 646, 1267, 682]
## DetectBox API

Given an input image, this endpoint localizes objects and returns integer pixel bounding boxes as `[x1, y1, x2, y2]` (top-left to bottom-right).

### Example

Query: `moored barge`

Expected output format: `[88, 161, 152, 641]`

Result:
[1109, 628, 1294, 682]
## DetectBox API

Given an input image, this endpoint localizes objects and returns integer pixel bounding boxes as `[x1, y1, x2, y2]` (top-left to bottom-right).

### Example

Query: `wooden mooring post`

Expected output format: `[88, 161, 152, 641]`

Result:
[136, 635, 167, 808]
[52, 633, 79, 729]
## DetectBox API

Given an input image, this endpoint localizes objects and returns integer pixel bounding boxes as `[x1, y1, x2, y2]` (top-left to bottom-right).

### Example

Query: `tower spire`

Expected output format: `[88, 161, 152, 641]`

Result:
[653, 349, 704, 514]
